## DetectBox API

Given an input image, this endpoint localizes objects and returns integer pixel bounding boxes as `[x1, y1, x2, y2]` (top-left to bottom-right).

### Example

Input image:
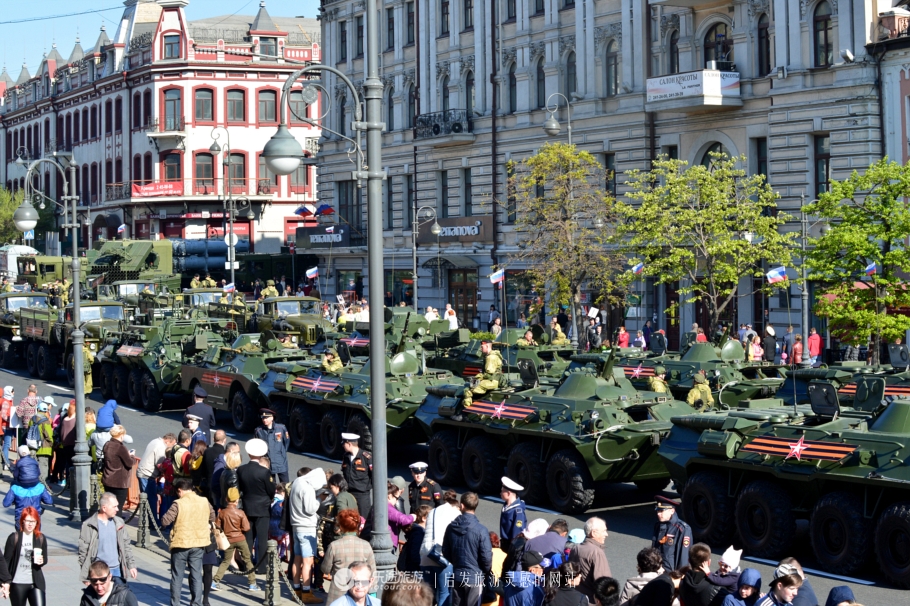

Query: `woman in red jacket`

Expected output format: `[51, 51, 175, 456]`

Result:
[617, 326, 630, 348]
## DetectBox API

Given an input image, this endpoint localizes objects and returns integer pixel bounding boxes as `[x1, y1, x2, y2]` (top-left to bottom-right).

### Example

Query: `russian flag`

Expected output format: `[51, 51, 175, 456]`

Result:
[326, 226, 335, 234]
[631, 262, 644, 275]
[117, 224, 127, 234]
[295, 204, 316, 217]
[224, 283, 235, 293]
[490, 269, 505, 284]
[315, 204, 335, 216]
[865, 262, 877, 276]
[766, 266, 788, 284]
[306, 267, 319, 279]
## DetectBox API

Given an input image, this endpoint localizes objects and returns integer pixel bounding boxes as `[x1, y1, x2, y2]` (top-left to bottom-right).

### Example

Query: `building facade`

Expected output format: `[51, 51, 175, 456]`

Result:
[0, 0, 321, 256]
[316, 0, 888, 343]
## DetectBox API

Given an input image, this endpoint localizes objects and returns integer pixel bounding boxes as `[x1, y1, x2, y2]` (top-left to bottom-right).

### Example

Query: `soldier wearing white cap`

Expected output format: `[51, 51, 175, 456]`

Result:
[186, 414, 207, 451]
[340, 433, 372, 516]
[407, 461, 442, 512]
[499, 476, 527, 552]
[237, 438, 276, 570]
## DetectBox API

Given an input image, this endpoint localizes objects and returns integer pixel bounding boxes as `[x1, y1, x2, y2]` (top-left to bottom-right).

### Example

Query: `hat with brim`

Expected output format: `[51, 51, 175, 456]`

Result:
[260, 409, 275, 418]
[42, 396, 55, 406]
[390, 476, 408, 494]
[766, 326, 776, 337]
[341, 433, 360, 442]
[770, 563, 800, 586]
[193, 385, 207, 399]
[245, 438, 268, 457]
[521, 550, 544, 569]
[17, 446, 29, 457]
[568, 529, 585, 544]
[409, 461, 428, 473]
[501, 476, 524, 492]
[186, 414, 202, 422]
[655, 495, 678, 510]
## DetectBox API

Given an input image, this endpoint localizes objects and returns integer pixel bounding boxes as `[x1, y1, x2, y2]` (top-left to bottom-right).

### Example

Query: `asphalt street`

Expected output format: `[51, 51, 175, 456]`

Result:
[0, 364, 900, 605]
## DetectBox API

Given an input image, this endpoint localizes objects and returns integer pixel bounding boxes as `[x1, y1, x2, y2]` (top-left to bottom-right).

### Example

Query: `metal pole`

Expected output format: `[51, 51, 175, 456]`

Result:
[229, 197, 236, 286]
[412, 213, 419, 313]
[800, 195, 810, 368]
[365, 0, 395, 582]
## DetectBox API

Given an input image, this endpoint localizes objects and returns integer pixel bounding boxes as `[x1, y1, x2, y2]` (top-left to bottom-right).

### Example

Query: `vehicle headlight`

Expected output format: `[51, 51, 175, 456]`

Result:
[291, 336, 298, 343]
[89, 342, 97, 351]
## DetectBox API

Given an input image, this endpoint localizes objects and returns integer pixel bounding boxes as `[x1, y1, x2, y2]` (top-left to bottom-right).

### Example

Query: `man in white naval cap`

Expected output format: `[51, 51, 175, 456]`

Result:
[408, 461, 442, 513]
[499, 476, 527, 552]
[340, 432, 373, 516]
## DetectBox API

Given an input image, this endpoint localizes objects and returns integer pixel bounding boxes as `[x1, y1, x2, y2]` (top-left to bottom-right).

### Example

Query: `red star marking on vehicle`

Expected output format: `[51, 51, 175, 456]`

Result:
[213, 373, 220, 387]
[491, 400, 507, 419]
[784, 436, 808, 461]
[632, 364, 643, 379]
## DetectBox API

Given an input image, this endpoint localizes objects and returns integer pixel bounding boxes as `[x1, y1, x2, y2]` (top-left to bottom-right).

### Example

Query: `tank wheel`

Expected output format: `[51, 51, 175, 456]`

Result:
[111, 366, 130, 405]
[546, 449, 595, 514]
[506, 442, 548, 505]
[428, 430, 463, 486]
[288, 404, 318, 453]
[65, 353, 76, 388]
[319, 410, 345, 459]
[231, 389, 258, 433]
[682, 471, 735, 546]
[127, 369, 144, 408]
[462, 435, 502, 495]
[810, 491, 871, 576]
[141, 372, 163, 413]
[0, 338, 15, 369]
[25, 342, 39, 377]
[346, 413, 373, 454]
[36, 345, 55, 381]
[874, 501, 910, 587]
[734, 480, 795, 558]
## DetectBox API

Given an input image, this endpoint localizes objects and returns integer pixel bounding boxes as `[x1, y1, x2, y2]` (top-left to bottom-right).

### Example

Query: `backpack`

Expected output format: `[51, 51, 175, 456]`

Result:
[26, 418, 44, 450]
[157, 455, 177, 496]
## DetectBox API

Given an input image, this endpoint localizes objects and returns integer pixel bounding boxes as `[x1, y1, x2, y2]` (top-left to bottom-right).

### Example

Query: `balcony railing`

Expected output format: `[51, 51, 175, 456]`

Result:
[102, 177, 284, 202]
[414, 109, 474, 141]
[144, 117, 186, 133]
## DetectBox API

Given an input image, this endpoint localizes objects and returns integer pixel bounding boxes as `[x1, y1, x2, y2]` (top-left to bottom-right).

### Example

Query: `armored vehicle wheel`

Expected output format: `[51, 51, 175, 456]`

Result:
[634, 479, 669, 494]
[231, 390, 258, 433]
[100, 364, 116, 400]
[0, 338, 15, 369]
[506, 442, 548, 505]
[546, 449, 595, 514]
[682, 471, 735, 546]
[36, 345, 55, 380]
[288, 404, 318, 453]
[462, 436, 501, 495]
[734, 480, 795, 558]
[428, 430, 463, 486]
[874, 502, 910, 587]
[141, 372, 163, 412]
[320, 410, 345, 458]
[346, 413, 373, 453]
[65, 353, 76, 387]
[810, 491, 871, 576]
[25, 342, 38, 377]
[127, 369, 144, 408]
[112, 366, 130, 405]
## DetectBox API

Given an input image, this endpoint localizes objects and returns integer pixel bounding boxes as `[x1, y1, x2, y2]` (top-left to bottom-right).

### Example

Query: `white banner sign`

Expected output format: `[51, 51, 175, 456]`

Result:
[646, 70, 740, 103]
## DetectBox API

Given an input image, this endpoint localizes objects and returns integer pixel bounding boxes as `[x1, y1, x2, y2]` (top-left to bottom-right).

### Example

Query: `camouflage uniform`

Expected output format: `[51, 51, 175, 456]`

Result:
[218, 295, 231, 305]
[82, 348, 93, 394]
[463, 349, 504, 407]
[550, 325, 570, 346]
[649, 366, 669, 394]
[517, 338, 538, 348]
[259, 280, 280, 299]
[201, 276, 217, 288]
[322, 353, 343, 373]
[686, 374, 714, 412]
[190, 277, 202, 288]
[1, 281, 13, 293]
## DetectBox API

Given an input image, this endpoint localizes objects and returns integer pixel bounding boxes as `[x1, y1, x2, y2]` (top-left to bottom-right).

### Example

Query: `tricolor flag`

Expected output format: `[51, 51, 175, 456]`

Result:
[295, 204, 316, 217]
[223, 283, 235, 293]
[490, 269, 505, 284]
[766, 266, 788, 284]
[315, 204, 335, 216]
[117, 224, 127, 234]
[306, 267, 319, 279]
[326, 226, 335, 234]
[631, 262, 644, 275]
[865, 262, 877, 276]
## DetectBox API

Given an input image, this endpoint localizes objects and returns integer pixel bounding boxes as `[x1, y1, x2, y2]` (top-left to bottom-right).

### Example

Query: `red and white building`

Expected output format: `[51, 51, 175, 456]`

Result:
[0, 0, 321, 252]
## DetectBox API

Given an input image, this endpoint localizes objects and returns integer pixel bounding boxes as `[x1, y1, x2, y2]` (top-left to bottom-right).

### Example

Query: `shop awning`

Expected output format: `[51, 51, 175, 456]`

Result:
[422, 255, 478, 269]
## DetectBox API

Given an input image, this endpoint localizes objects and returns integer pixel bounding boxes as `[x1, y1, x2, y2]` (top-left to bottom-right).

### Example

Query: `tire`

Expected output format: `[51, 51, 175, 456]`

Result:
[65, 353, 75, 388]
[25, 342, 38, 377]
[734, 480, 795, 558]
[682, 471, 736, 547]
[462, 435, 502, 495]
[100, 364, 116, 400]
[288, 404, 318, 453]
[346, 413, 373, 453]
[506, 442, 548, 505]
[320, 410, 345, 459]
[34, 345, 52, 380]
[112, 366, 130, 404]
[428, 430, 463, 486]
[127, 369, 144, 408]
[810, 491, 872, 576]
[545, 449, 595, 513]
[231, 389, 258, 433]
[141, 371, 163, 413]
[634, 478, 670, 494]
[874, 501, 910, 587]
[0, 338, 14, 369]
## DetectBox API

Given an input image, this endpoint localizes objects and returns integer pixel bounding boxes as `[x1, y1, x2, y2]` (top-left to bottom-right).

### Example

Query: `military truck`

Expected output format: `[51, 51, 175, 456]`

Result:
[0, 292, 50, 367]
[16, 255, 90, 290]
[658, 380, 910, 587]
[208, 296, 330, 346]
[86, 240, 181, 292]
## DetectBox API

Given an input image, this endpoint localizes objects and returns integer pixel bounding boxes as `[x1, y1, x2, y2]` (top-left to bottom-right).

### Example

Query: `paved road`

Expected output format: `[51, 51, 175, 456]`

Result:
[0, 365, 898, 605]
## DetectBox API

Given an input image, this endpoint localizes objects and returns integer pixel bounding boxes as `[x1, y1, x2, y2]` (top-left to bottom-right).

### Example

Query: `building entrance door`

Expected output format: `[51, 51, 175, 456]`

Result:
[448, 269, 477, 329]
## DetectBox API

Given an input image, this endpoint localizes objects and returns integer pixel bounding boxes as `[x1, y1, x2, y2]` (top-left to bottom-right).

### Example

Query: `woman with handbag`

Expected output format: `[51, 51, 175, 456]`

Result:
[6, 507, 47, 606]
[101, 425, 134, 513]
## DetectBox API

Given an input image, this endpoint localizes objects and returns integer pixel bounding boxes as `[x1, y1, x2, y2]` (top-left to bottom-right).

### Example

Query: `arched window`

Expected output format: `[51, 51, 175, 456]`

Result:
[700, 142, 728, 169]
[814, 1, 833, 67]
[407, 86, 416, 128]
[339, 95, 347, 137]
[195, 153, 214, 192]
[465, 71, 475, 115]
[605, 41, 619, 97]
[536, 59, 546, 109]
[387, 88, 395, 131]
[757, 14, 771, 76]
[441, 76, 450, 112]
[669, 31, 680, 75]
[508, 64, 517, 114]
[565, 52, 577, 98]
[704, 23, 733, 67]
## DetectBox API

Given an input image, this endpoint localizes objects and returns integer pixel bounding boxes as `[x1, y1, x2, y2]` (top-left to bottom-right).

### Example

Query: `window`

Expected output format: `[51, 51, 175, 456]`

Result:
[258, 155, 278, 187]
[291, 164, 308, 190]
[439, 171, 449, 218]
[441, 77, 450, 112]
[195, 153, 214, 191]
[143, 154, 152, 185]
[564, 0, 575, 7]
[408, 86, 416, 128]
[464, 0, 474, 29]
[387, 88, 395, 130]
[606, 41, 619, 97]
[704, 23, 733, 67]
[535, 0, 544, 13]
[259, 90, 277, 123]
[356, 16, 365, 56]
[506, 164, 516, 223]
[669, 31, 680, 75]
[339, 21, 348, 61]
[260, 37, 277, 58]
[228, 90, 246, 122]
[229, 154, 246, 191]
[115, 98, 123, 132]
[463, 168, 473, 216]
[508, 64, 517, 113]
[756, 137, 768, 177]
[505, 0, 516, 21]
[339, 96, 347, 136]
[814, 1, 833, 67]
[387, 9, 395, 50]
[405, 174, 414, 228]
[757, 14, 771, 76]
[815, 135, 830, 196]
[195, 89, 214, 122]
[566, 52, 577, 98]
[133, 155, 142, 184]
[74, 112, 81, 143]
[666, 145, 679, 160]
[290, 91, 308, 124]
[535, 179, 545, 200]
[91, 106, 98, 138]
[465, 72, 475, 115]
[105, 101, 113, 135]
[164, 89, 181, 131]
[386, 179, 394, 229]
[604, 154, 616, 195]
[440, 0, 450, 35]
[537, 59, 546, 108]
[163, 153, 181, 181]
[143, 90, 152, 125]
[339, 181, 364, 231]
[701, 142, 727, 168]
[164, 35, 181, 59]
[82, 109, 89, 140]
[407, 2, 415, 44]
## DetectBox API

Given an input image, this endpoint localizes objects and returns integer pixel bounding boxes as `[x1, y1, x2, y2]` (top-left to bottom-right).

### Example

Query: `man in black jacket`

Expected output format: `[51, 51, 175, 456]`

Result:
[679, 543, 727, 606]
[81, 561, 139, 606]
[237, 438, 276, 569]
[201, 430, 226, 505]
[183, 386, 217, 440]
[442, 492, 492, 606]
[763, 326, 778, 363]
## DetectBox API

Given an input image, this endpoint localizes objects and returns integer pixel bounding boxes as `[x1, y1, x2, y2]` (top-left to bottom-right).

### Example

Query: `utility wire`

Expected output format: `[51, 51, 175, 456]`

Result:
[0, 7, 123, 26]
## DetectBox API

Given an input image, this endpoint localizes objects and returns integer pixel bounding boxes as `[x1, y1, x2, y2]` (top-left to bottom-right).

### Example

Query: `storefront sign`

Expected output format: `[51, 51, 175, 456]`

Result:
[296, 225, 351, 248]
[646, 70, 740, 103]
[131, 182, 184, 197]
[417, 216, 491, 244]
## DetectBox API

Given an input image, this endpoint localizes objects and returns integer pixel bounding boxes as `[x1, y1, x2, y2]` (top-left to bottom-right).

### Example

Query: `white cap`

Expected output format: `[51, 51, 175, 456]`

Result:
[17, 445, 29, 457]
[501, 476, 524, 492]
[721, 546, 743, 570]
[409, 461, 428, 470]
[341, 433, 360, 442]
[42, 396, 55, 406]
[766, 326, 776, 337]
[245, 438, 268, 457]
[186, 414, 202, 422]
[524, 518, 549, 540]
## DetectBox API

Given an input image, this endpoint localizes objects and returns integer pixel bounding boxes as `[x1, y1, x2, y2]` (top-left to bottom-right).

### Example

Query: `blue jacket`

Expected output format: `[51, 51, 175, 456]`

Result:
[3, 482, 53, 527]
[96, 400, 120, 431]
[722, 569, 762, 606]
[12, 456, 40, 487]
[503, 571, 544, 606]
[442, 512, 492, 584]
[500, 499, 527, 546]
[254, 423, 289, 474]
[823, 587, 854, 606]
[791, 578, 818, 606]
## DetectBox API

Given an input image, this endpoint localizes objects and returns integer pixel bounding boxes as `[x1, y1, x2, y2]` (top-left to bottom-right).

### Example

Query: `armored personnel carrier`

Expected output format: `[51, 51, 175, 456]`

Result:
[208, 296, 330, 346]
[658, 382, 910, 586]
[0, 292, 49, 367]
[415, 351, 694, 513]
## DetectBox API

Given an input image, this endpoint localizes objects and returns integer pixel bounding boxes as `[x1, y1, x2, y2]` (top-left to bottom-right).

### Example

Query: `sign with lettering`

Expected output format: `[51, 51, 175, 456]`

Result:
[416, 216, 491, 244]
[296, 225, 351, 248]
[646, 70, 740, 103]
[131, 181, 184, 198]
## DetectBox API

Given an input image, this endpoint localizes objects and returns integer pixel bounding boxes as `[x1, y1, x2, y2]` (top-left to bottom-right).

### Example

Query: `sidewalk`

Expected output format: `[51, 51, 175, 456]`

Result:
[0, 488, 290, 606]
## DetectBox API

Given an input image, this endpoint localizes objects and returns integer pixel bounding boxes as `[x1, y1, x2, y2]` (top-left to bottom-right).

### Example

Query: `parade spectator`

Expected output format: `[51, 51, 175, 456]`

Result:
[778, 558, 817, 606]
[792, 335, 804, 366]
[5, 507, 47, 606]
[162, 477, 217, 606]
[77, 493, 137, 584]
[696, 328, 709, 343]
[30, 401, 54, 481]
[492, 317, 502, 337]
[321, 509, 376, 606]
[382, 572, 434, 606]
[643, 320, 652, 346]
[722, 569, 762, 606]
[569, 516, 612, 602]
[237, 439, 276, 569]
[332, 561, 380, 606]
[95, 400, 120, 433]
[219, 450, 242, 509]
[445, 306, 458, 330]
[679, 543, 726, 606]
[544, 561, 586, 606]
[620, 548, 664, 605]
[189, 441, 208, 493]
[748, 335, 764, 362]
[593, 577, 621, 606]
[783, 326, 795, 359]
[80, 561, 139, 606]
[184, 386, 216, 439]
[617, 326, 630, 348]
[269, 484, 289, 563]
[763, 327, 777, 363]
[382, 481, 416, 549]
[526, 519, 569, 562]
[420, 488, 461, 606]
[91, 423, 133, 469]
[289, 467, 327, 603]
[212, 491, 257, 591]
[503, 550, 545, 606]
[757, 564, 803, 606]
[1, 386, 14, 471]
[823, 586, 856, 606]
[14, 387, 39, 432]
[401, 505, 430, 573]
[3, 450, 51, 530]
[201, 431, 226, 507]
[709, 547, 743, 590]
[633, 330, 646, 348]
[51, 400, 77, 485]
[808, 327, 822, 366]
[482, 532, 507, 606]
[443, 492, 492, 606]
[635, 568, 685, 606]
[101, 426, 134, 513]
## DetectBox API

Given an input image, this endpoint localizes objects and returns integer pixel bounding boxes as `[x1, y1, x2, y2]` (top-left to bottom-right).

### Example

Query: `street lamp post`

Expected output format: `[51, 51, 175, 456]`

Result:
[799, 194, 828, 368]
[412, 206, 441, 312]
[210, 129, 254, 286]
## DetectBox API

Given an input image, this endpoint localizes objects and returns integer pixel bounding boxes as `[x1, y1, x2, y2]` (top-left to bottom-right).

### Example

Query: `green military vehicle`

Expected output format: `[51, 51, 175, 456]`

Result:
[86, 240, 181, 292]
[0, 292, 50, 367]
[326, 306, 436, 360]
[415, 351, 694, 513]
[16, 255, 90, 290]
[658, 380, 910, 587]
[208, 296, 329, 346]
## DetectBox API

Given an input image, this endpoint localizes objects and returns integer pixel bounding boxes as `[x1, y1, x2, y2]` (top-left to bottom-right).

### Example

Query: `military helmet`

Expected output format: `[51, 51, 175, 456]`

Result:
[267, 279, 275, 286]
[654, 365, 666, 375]
[693, 373, 706, 384]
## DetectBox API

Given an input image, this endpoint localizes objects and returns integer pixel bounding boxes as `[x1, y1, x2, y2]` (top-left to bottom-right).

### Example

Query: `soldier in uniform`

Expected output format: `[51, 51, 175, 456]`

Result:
[321, 349, 343, 373]
[407, 461, 442, 513]
[202, 272, 217, 288]
[254, 409, 290, 483]
[651, 495, 692, 572]
[499, 476, 527, 552]
[517, 330, 538, 348]
[82, 348, 94, 394]
[340, 433, 372, 516]
[649, 365, 669, 393]
[686, 372, 714, 412]
[218, 293, 231, 305]
[463, 341, 504, 407]
[190, 274, 202, 289]
[259, 280, 280, 300]
[1, 278, 13, 293]
[549, 317, 570, 346]
[277, 333, 297, 349]
[233, 293, 247, 309]
[62, 278, 71, 305]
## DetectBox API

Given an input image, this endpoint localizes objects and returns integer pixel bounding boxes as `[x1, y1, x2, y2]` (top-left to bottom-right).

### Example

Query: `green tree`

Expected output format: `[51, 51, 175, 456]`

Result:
[507, 142, 626, 348]
[0, 188, 30, 246]
[804, 157, 910, 365]
[615, 154, 796, 338]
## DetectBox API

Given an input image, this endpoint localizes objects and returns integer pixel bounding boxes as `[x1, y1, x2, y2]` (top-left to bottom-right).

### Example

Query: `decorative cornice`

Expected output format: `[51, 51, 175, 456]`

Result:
[403, 68, 416, 87]
[799, 0, 834, 17]
[461, 54, 475, 74]
[529, 41, 546, 63]
[334, 83, 347, 99]
[559, 35, 576, 57]
[503, 46, 517, 66]
[747, 0, 770, 18]
[595, 22, 623, 46]
[659, 14, 679, 37]
[381, 74, 395, 89]
[436, 60, 450, 80]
